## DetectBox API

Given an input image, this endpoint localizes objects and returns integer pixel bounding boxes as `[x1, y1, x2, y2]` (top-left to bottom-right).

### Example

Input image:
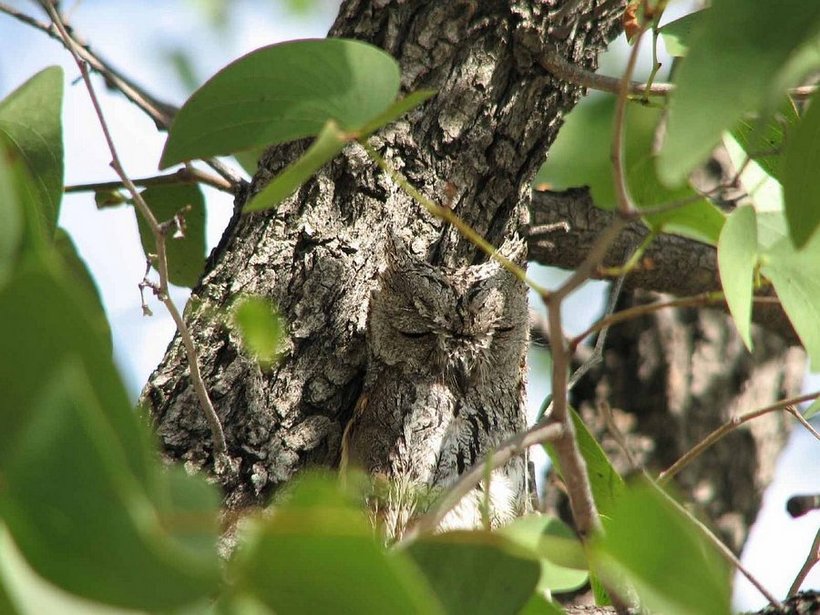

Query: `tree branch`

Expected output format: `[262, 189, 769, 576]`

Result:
[525, 187, 800, 345]
[42, 2, 228, 457]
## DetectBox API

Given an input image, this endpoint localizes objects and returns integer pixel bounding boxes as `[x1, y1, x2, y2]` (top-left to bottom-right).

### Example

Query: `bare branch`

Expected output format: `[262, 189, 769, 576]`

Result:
[42, 2, 228, 457]
[658, 391, 820, 484]
[65, 166, 234, 195]
[789, 528, 820, 597]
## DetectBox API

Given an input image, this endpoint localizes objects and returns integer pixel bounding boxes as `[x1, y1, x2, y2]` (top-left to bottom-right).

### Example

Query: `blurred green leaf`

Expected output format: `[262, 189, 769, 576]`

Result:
[536, 96, 724, 245]
[803, 397, 820, 420]
[659, 1, 820, 185]
[0, 259, 150, 483]
[235, 475, 442, 614]
[135, 184, 206, 288]
[0, 66, 63, 238]
[161, 39, 400, 167]
[404, 530, 540, 615]
[518, 594, 565, 615]
[0, 359, 219, 610]
[591, 481, 731, 615]
[232, 295, 285, 369]
[500, 515, 588, 593]
[0, 138, 23, 286]
[731, 99, 799, 183]
[760, 231, 820, 366]
[244, 120, 349, 212]
[782, 89, 820, 248]
[718, 206, 757, 350]
[658, 10, 705, 57]
[53, 228, 111, 351]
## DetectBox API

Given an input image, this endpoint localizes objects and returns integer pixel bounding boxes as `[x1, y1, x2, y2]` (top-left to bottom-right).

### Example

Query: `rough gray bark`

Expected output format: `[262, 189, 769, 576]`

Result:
[141, 0, 804, 565]
[142, 0, 625, 510]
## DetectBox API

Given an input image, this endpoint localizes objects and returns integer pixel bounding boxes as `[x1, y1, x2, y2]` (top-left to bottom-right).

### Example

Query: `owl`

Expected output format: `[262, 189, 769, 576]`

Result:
[342, 233, 530, 538]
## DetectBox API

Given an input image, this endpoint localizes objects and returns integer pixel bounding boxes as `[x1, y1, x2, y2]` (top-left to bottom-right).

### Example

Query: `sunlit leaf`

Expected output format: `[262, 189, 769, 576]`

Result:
[0, 66, 63, 238]
[232, 295, 285, 368]
[161, 39, 400, 167]
[135, 184, 206, 288]
[659, 1, 820, 185]
[718, 206, 757, 350]
[761, 231, 820, 366]
[500, 515, 588, 592]
[782, 89, 820, 248]
[536, 96, 724, 245]
[244, 120, 349, 212]
[592, 481, 731, 615]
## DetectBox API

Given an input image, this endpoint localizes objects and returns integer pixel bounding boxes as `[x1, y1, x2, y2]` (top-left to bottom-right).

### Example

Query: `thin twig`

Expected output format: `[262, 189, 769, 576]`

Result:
[611, 26, 646, 217]
[540, 47, 817, 101]
[789, 528, 820, 597]
[3, 2, 245, 189]
[569, 293, 781, 349]
[658, 391, 820, 484]
[404, 421, 564, 540]
[42, 2, 228, 456]
[360, 140, 550, 298]
[65, 166, 233, 195]
[649, 479, 783, 608]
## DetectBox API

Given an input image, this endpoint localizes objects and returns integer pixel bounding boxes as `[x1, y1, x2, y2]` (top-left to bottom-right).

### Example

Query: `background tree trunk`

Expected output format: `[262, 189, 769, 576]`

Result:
[141, 0, 803, 553]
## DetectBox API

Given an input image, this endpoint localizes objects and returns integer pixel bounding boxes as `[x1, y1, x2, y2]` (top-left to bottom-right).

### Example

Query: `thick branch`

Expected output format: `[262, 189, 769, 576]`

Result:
[526, 187, 799, 346]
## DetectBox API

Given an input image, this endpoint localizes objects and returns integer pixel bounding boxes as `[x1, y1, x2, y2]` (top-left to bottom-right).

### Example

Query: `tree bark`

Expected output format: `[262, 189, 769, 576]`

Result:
[141, 0, 803, 557]
[142, 0, 625, 511]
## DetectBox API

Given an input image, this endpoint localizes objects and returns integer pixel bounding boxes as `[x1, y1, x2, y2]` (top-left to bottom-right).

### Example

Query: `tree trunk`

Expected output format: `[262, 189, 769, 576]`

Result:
[142, 0, 624, 512]
[141, 0, 803, 551]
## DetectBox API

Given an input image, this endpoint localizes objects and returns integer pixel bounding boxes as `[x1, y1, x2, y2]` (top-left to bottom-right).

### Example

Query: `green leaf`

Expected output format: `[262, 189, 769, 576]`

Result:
[761, 231, 820, 367]
[659, 1, 820, 185]
[244, 120, 349, 212]
[404, 530, 540, 615]
[233, 146, 266, 176]
[659, 10, 705, 57]
[783, 89, 820, 248]
[0, 66, 63, 238]
[731, 99, 799, 183]
[0, 359, 219, 610]
[232, 295, 285, 369]
[135, 184, 206, 288]
[0, 258, 150, 485]
[235, 476, 442, 615]
[544, 408, 625, 521]
[518, 594, 565, 615]
[536, 96, 724, 245]
[53, 228, 111, 351]
[591, 481, 731, 615]
[160, 39, 400, 167]
[500, 515, 588, 593]
[803, 397, 820, 420]
[0, 138, 23, 285]
[718, 206, 757, 350]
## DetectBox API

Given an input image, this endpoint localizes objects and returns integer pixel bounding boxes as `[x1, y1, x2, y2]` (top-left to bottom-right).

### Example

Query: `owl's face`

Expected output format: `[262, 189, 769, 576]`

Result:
[368, 237, 528, 390]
